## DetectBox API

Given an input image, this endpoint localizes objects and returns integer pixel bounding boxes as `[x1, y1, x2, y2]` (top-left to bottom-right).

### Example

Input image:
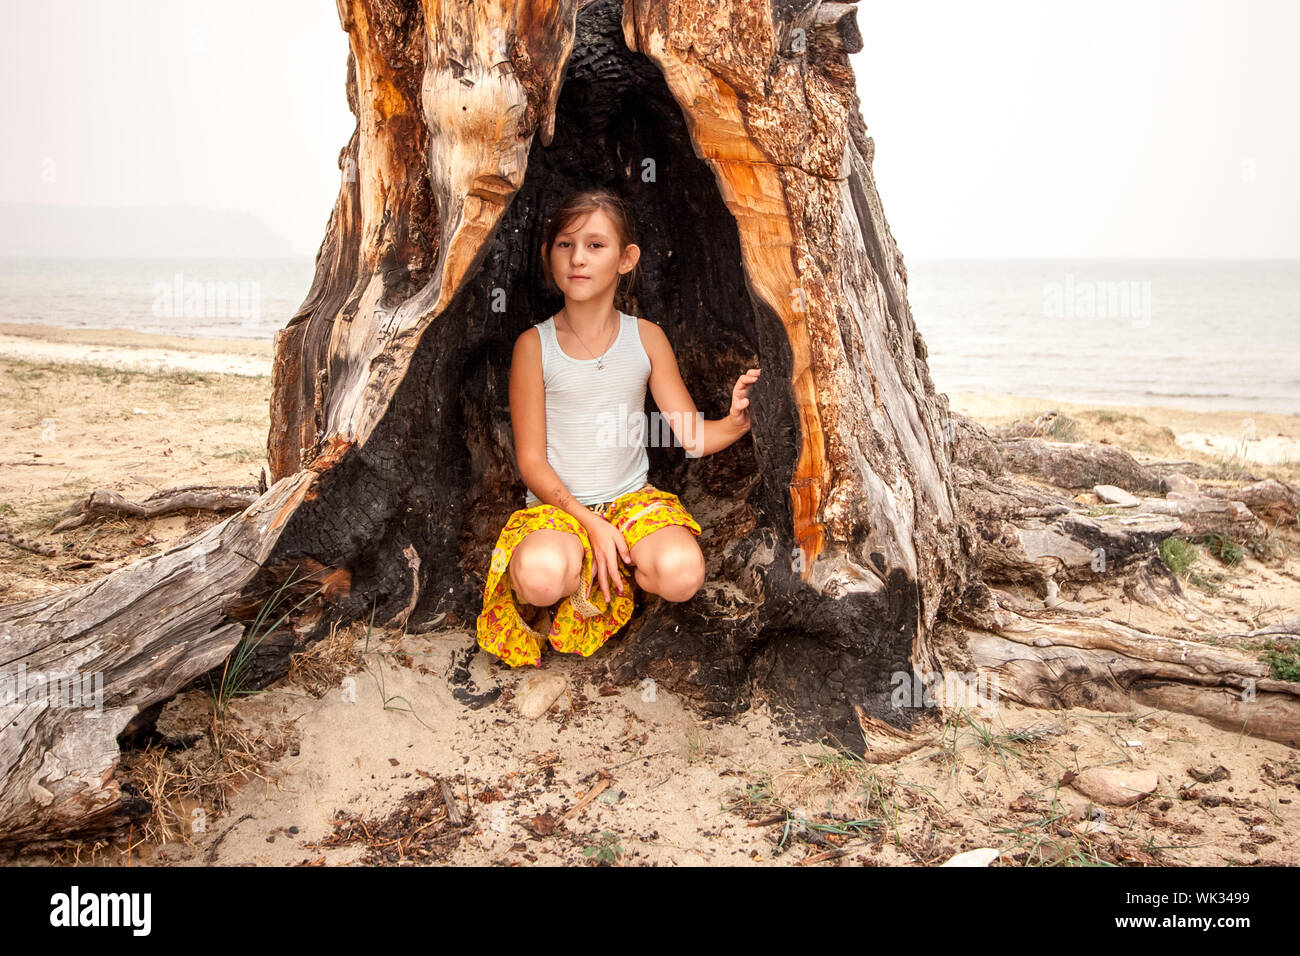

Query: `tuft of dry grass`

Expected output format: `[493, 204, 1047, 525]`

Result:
[115, 697, 301, 858]
[285, 618, 366, 697]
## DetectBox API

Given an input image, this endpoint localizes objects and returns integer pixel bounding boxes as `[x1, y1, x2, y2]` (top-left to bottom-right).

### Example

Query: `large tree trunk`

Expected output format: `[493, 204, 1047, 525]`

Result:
[265, 0, 968, 740]
[2, 0, 1295, 847]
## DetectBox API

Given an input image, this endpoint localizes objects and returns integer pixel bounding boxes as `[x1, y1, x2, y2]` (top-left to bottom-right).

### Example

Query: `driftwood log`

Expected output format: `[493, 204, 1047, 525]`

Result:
[51, 485, 261, 532]
[1, 0, 1297, 848]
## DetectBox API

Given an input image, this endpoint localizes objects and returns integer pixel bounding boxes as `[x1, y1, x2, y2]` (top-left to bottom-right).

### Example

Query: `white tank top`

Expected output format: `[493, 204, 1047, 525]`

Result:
[523, 310, 652, 507]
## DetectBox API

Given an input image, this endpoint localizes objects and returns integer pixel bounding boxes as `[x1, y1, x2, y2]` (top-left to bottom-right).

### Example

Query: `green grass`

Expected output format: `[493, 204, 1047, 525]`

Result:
[938, 709, 1036, 778]
[1260, 639, 1300, 682]
[583, 830, 624, 865]
[817, 740, 940, 848]
[1160, 535, 1235, 594]
[723, 749, 891, 852]
[989, 786, 1118, 867]
[207, 567, 323, 724]
[355, 600, 439, 734]
[2, 363, 57, 385]
[723, 775, 777, 815]
[1049, 415, 1082, 443]
[0, 357, 266, 395]
[1159, 537, 1198, 574]
[1193, 532, 1245, 567]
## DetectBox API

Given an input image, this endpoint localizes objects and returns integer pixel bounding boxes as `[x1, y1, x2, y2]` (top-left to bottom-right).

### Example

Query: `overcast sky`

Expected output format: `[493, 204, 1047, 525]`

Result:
[2, 0, 1295, 258]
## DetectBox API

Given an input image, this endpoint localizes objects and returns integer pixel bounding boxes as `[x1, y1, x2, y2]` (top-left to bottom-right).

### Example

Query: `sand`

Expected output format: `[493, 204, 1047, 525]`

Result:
[1, 327, 1298, 867]
[0, 321, 274, 377]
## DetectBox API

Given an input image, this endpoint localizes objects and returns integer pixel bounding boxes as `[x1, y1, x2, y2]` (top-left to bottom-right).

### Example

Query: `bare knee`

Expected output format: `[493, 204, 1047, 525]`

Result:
[509, 540, 581, 606]
[642, 546, 705, 602]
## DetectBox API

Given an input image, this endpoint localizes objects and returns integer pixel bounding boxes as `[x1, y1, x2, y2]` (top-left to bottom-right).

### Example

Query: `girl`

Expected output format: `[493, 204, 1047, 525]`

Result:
[476, 188, 761, 668]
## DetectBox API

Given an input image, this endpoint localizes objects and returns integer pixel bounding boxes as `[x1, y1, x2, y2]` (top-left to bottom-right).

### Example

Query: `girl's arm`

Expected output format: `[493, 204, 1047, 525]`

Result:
[639, 318, 759, 458]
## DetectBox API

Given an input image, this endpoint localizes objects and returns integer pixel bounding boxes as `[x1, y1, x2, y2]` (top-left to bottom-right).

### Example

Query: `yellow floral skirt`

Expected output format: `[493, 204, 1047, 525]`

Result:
[476, 482, 702, 668]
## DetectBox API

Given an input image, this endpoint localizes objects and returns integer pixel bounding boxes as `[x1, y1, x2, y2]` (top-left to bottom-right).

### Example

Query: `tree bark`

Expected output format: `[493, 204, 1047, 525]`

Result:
[0, 472, 317, 845]
[2, 0, 1295, 847]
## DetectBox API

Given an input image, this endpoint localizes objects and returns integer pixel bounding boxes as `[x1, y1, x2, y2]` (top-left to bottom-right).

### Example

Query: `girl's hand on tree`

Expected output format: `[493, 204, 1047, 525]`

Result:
[729, 367, 761, 430]
[584, 514, 634, 605]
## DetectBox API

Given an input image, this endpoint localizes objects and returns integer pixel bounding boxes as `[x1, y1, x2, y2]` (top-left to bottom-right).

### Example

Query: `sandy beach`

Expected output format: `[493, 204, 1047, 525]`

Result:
[2, 326, 1298, 867]
[0, 321, 274, 377]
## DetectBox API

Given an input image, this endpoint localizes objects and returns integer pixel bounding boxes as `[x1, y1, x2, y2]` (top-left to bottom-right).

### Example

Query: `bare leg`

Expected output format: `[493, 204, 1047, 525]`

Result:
[628, 525, 705, 602]
[508, 528, 584, 608]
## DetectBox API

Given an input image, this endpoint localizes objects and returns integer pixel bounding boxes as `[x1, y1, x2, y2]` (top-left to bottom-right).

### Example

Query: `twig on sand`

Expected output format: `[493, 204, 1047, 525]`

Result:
[578, 750, 673, 785]
[562, 778, 611, 821]
[205, 813, 254, 863]
[0, 532, 56, 556]
[797, 848, 848, 866]
[439, 779, 465, 826]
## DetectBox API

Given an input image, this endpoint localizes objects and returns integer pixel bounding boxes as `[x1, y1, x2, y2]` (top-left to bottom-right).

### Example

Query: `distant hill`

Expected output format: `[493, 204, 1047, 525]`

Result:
[0, 202, 297, 257]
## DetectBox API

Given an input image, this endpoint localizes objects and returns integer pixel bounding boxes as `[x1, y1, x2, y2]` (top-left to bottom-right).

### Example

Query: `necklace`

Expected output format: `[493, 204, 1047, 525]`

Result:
[556, 310, 618, 370]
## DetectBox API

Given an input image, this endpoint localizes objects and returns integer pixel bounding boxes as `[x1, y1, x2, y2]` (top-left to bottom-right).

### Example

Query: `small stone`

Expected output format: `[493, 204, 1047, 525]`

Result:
[515, 673, 568, 719]
[1056, 789, 1092, 821]
[1187, 765, 1230, 783]
[1071, 819, 1115, 837]
[940, 847, 1001, 867]
[1094, 484, 1141, 507]
[1162, 473, 1199, 496]
[1069, 767, 1159, 807]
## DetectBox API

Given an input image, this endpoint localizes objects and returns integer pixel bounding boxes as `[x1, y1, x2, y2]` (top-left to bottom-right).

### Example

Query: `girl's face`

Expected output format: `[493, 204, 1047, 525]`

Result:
[548, 208, 638, 303]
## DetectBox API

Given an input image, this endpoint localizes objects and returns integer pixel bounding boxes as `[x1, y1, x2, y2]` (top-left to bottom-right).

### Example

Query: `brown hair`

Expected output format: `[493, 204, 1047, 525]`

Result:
[539, 189, 639, 298]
